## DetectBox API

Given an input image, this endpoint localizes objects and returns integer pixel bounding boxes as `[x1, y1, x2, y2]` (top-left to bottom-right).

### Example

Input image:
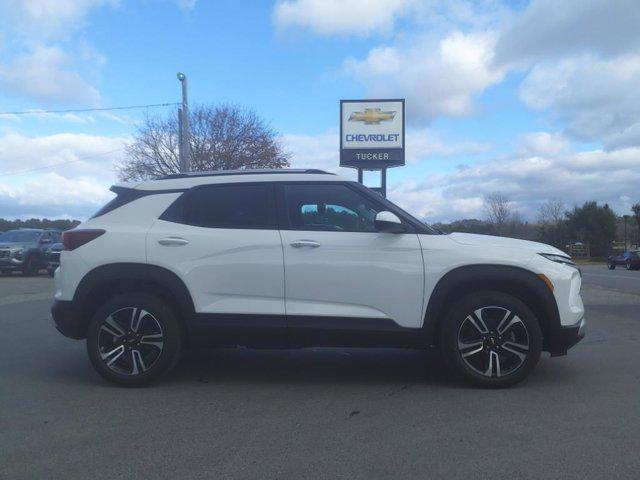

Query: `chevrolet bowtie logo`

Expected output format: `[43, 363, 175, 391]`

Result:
[349, 108, 396, 125]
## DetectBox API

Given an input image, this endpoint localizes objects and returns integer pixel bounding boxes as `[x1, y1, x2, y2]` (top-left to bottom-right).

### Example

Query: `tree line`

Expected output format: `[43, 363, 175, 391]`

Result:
[0, 218, 80, 232]
[433, 194, 640, 257]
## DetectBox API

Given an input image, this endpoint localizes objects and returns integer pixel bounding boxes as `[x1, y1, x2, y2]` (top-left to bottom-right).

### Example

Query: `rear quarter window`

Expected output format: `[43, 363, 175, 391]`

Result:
[160, 183, 275, 229]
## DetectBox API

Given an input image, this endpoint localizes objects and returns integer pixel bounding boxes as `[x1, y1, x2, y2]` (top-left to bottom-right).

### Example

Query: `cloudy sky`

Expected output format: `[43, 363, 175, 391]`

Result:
[1, 0, 640, 222]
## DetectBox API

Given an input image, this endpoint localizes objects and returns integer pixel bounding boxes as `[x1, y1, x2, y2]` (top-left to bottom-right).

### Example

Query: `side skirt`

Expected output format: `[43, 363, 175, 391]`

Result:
[188, 314, 426, 349]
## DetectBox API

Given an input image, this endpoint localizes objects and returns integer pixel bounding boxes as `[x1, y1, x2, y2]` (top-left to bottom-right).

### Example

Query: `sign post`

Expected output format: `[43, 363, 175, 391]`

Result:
[340, 99, 405, 197]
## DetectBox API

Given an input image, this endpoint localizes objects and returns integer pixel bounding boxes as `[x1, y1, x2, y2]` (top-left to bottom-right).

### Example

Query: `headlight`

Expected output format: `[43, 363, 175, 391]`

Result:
[13, 248, 23, 258]
[539, 253, 578, 270]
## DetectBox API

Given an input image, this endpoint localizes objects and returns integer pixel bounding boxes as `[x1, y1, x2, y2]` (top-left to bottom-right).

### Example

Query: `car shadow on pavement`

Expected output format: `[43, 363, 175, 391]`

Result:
[47, 344, 581, 390]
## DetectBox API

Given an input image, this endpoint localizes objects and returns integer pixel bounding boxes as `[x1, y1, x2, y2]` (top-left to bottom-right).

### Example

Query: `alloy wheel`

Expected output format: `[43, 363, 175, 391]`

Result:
[457, 306, 530, 378]
[97, 307, 164, 376]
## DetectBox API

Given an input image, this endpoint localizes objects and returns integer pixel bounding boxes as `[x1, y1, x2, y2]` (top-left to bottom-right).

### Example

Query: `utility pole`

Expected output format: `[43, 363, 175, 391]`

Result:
[177, 72, 191, 172]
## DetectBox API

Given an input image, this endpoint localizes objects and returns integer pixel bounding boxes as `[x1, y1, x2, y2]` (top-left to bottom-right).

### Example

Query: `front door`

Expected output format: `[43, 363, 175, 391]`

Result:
[277, 182, 425, 344]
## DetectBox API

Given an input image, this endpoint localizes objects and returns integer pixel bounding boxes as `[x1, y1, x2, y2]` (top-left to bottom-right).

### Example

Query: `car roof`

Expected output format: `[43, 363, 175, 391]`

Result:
[116, 169, 344, 191]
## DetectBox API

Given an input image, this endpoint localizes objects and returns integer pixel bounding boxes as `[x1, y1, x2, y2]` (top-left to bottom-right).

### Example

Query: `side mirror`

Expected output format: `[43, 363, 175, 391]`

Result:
[375, 211, 406, 233]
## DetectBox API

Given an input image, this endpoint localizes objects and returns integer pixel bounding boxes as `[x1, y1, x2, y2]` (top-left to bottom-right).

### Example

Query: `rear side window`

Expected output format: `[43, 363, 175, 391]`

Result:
[161, 184, 275, 229]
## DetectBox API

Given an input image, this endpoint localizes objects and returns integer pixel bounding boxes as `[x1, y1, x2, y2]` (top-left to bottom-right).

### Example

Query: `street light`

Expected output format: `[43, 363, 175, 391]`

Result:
[177, 72, 190, 172]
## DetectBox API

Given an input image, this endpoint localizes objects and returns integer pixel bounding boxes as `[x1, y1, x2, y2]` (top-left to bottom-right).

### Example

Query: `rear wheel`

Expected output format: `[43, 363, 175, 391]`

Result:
[441, 291, 542, 388]
[626, 260, 633, 270]
[86, 293, 182, 387]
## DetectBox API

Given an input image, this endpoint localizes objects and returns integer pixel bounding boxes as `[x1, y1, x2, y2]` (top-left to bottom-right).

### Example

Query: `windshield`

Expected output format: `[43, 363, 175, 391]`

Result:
[0, 230, 41, 242]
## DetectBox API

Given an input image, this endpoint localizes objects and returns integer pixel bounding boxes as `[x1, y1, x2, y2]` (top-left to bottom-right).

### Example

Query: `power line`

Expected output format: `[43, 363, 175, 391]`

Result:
[0, 102, 180, 116]
[0, 148, 123, 177]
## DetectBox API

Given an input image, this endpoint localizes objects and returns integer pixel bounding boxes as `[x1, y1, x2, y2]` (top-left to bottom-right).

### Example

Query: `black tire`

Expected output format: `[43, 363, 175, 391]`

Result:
[625, 260, 632, 270]
[22, 255, 38, 276]
[86, 293, 182, 387]
[608, 262, 615, 270]
[441, 291, 542, 388]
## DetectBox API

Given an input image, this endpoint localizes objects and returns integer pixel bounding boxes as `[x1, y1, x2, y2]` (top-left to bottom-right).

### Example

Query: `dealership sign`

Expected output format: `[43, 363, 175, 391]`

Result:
[340, 99, 405, 169]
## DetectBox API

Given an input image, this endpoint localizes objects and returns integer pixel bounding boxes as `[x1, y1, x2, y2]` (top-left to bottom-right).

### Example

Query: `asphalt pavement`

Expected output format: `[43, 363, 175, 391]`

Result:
[1, 267, 639, 479]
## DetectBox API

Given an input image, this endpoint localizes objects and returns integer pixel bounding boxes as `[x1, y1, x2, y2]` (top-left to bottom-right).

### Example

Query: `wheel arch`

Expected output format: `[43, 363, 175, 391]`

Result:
[423, 264, 561, 352]
[72, 263, 195, 339]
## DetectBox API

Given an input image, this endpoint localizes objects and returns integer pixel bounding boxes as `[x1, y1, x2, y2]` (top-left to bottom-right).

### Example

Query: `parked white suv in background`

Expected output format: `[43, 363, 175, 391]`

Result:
[52, 169, 585, 387]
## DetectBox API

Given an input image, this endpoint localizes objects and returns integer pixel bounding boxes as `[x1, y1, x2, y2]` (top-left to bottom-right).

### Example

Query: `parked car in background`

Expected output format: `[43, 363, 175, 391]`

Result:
[46, 242, 63, 277]
[0, 229, 62, 276]
[607, 250, 640, 270]
[52, 169, 585, 388]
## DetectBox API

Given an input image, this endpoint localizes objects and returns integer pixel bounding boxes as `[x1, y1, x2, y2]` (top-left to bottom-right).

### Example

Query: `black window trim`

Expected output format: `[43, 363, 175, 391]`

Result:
[159, 182, 278, 231]
[92, 186, 187, 219]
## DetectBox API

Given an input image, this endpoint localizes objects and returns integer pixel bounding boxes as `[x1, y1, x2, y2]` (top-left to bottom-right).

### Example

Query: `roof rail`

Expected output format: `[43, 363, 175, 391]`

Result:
[158, 168, 335, 180]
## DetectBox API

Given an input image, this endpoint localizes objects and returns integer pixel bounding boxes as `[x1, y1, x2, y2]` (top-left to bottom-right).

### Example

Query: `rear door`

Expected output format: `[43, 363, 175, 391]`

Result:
[146, 182, 286, 347]
[277, 182, 425, 341]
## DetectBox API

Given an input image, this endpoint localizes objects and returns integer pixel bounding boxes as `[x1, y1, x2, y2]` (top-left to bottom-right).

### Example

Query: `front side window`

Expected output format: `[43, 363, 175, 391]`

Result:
[163, 184, 274, 229]
[283, 184, 383, 232]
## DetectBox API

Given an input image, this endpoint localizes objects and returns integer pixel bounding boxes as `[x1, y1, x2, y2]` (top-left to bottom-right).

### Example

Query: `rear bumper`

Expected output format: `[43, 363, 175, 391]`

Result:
[51, 300, 86, 339]
[549, 318, 586, 356]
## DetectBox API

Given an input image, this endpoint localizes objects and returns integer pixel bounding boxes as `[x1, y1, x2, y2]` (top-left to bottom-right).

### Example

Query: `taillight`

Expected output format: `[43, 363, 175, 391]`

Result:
[62, 229, 106, 251]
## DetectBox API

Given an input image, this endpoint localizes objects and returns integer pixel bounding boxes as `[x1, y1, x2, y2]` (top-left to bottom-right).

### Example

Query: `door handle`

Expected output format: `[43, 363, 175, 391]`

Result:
[290, 240, 321, 249]
[158, 237, 189, 246]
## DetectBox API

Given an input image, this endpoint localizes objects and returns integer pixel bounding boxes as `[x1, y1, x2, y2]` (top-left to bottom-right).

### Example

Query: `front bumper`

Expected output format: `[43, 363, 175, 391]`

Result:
[51, 300, 86, 339]
[0, 257, 24, 270]
[549, 318, 586, 356]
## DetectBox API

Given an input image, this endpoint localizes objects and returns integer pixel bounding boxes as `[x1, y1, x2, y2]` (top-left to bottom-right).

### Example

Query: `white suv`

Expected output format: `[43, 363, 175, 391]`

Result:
[52, 169, 585, 387]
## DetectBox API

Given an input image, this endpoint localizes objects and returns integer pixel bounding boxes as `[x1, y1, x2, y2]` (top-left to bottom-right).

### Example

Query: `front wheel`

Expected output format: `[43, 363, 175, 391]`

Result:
[441, 292, 542, 388]
[626, 260, 633, 270]
[86, 293, 183, 387]
[22, 256, 38, 276]
[608, 262, 616, 270]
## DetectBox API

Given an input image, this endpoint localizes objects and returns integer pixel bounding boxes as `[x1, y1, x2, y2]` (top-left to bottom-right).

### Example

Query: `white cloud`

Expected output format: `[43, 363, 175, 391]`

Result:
[0, 132, 127, 218]
[0, 45, 101, 105]
[0, 0, 116, 104]
[406, 126, 489, 160]
[345, 30, 505, 120]
[388, 141, 640, 223]
[0, 131, 126, 174]
[273, 0, 415, 36]
[519, 54, 640, 149]
[516, 132, 569, 157]
[281, 130, 343, 173]
[494, 0, 640, 66]
[0, 0, 118, 40]
[175, 0, 197, 11]
[0, 173, 112, 212]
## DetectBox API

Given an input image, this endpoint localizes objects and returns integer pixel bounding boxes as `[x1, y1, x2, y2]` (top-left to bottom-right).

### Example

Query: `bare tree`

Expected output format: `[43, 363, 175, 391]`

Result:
[484, 193, 512, 232]
[538, 199, 564, 225]
[118, 104, 290, 181]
